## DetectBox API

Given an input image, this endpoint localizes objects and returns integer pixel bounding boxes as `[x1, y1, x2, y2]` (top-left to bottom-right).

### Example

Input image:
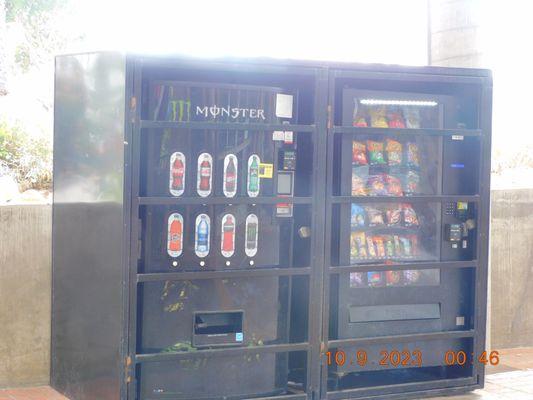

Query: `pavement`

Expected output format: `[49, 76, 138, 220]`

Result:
[1, 348, 532, 400]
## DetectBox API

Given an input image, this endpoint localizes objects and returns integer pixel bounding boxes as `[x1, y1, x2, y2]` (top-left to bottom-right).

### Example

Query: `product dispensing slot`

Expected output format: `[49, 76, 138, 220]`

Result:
[349, 304, 441, 323]
[193, 311, 244, 348]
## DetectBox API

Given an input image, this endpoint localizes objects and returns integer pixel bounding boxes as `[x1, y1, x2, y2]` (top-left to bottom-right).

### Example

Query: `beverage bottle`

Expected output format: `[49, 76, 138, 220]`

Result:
[171, 158, 184, 190]
[197, 217, 209, 252]
[169, 219, 182, 252]
[248, 157, 259, 193]
[222, 215, 235, 252]
[225, 157, 236, 193]
[246, 221, 258, 250]
[199, 156, 211, 191]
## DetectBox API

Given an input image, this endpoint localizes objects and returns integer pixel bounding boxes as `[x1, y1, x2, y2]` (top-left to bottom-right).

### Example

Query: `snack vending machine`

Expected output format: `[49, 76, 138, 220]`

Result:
[52, 53, 491, 400]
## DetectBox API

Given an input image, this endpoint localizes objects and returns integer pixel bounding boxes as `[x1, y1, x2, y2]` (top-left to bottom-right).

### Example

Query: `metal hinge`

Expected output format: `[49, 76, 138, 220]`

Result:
[327, 105, 332, 130]
[124, 355, 134, 384]
[130, 96, 137, 122]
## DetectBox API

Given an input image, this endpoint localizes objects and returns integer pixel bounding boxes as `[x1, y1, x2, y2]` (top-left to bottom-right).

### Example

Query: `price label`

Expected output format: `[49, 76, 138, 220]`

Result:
[258, 163, 273, 178]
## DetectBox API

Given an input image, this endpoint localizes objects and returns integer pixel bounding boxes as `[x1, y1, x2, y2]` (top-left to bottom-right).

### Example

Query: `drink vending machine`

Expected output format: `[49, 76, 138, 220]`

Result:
[52, 54, 492, 400]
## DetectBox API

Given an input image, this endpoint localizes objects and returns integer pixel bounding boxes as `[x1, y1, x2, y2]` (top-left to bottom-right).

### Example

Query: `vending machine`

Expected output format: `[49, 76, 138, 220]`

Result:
[52, 54, 491, 400]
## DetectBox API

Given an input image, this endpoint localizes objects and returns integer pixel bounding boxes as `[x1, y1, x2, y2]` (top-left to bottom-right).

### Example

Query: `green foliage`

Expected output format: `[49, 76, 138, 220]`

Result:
[5, 0, 67, 22]
[0, 120, 52, 190]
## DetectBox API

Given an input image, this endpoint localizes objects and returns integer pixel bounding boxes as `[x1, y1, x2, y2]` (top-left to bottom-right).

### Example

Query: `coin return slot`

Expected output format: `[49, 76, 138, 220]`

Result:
[193, 311, 244, 348]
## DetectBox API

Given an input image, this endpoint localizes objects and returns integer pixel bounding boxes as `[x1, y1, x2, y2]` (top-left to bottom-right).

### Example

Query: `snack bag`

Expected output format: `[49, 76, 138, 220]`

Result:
[403, 269, 421, 284]
[402, 203, 419, 227]
[351, 204, 366, 227]
[352, 141, 368, 165]
[403, 107, 421, 129]
[367, 236, 377, 258]
[352, 169, 368, 196]
[369, 107, 388, 128]
[365, 206, 385, 226]
[386, 139, 403, 166]
[386, 205, 402, 226]
[374, 236, 386, 258]
[368, 271, 385, 287]
[384, 235, 395, 257]
[350, 232, 359, 261]
[404, 171, 420, 195]
[385, 174, 403, 196]
[354, 117, 368, 127]
[367, 140, 386, 165]
[386, 270, 402, 286]
[367, 174, 388, 196]
[399, 236, 412, 257]
[406, 142, 420, 168]
[353, 231, 368, 258]
[393, 235, 401, 255]
[350, 272, 365, 288]
[387, 110, 406, 129]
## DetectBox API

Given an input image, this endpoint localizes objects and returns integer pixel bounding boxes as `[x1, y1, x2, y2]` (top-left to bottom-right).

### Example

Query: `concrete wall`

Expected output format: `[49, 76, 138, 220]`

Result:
[0, 205, 52, 388]
[428, 0, 484, 67]
[490, 189, 533, 349]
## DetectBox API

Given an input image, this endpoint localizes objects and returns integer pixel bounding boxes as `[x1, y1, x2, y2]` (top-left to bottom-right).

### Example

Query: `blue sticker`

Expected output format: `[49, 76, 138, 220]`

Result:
[450, 163, 465, 168]
[236, 332, 244, 342]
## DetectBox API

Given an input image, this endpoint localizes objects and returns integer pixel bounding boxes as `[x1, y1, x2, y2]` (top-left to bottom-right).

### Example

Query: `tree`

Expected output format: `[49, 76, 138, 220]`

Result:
[0, 0, 7, 95]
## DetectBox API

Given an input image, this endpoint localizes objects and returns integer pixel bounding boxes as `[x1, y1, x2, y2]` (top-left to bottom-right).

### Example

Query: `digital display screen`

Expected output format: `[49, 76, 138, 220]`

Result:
[277, 172, 293, 196]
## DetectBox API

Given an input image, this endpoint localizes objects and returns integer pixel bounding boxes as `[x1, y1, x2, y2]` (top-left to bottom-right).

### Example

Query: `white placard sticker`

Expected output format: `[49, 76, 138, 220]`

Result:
[272, 131, 285, 141]
[275, 94, 293, 118]
[452, 135, 464, 141]
[284, 131, 294, 144]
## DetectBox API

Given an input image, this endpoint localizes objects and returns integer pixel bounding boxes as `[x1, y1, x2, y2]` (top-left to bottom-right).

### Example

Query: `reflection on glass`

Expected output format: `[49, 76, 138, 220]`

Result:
[349, 269, 440, 288]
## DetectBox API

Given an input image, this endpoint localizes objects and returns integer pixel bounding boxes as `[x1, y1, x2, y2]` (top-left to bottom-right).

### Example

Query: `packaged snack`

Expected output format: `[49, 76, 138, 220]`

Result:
[404, 171, 420, 195]
[403, 269, 421, 284]
[367, 236, 377, 258]
[350, 232, 359, 261]
[365, 206, 385, 226]
[352, 141, 368, 165]
[408, 234, 419, 256]
[368, 271, 385, 287]
[374, 236, 386, 258]
[406, 142, 420, 168]
[386, 139, 403, 166]
[367, 174, 388, 196]
[384, 235, 395, 257]
[350, 272, 365, 288]
[351, 204, 366, 227]
[353, 231, 368, 258]
[386, 270, 402, 286]
[402, 203, 419, 227]
[369, 107, 388, 128]
[399, 236, 412, 257]
[386, 205, 402, 226]
[354, 117, 368, 127]
[385, 174, 403, 196]
[387, 110, 406, 129]
[403, 107, 421, 129]
[367, 140, 386, 165]
[351, 169, 367, 196]
[393, 235, 401, 255]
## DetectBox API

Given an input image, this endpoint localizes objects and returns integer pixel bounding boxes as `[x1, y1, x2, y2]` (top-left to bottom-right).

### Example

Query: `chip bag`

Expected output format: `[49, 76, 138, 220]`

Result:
[386, 205, 402, 226]
[404, 171, 420, 195]
[403, 269, 421, 284]
[350, 272, 365, 288]
[406, 142, 420, 168]
[352, 141, 368, 165]
[353, 231, 367, 259]
[367, 140, 386, 165]
[352, 169, 368, 196]
[368, 271, 384, 287]
[351, 204, 366, 227]
[386, 270, 402, 286]
[387, 110, 406, 129]
[399, 236, 412, 257]
[367, 174, 388, 196]
[365, 206, 385, 226]
[402, 203, 419, 227]
[374, 236, 386, 258]
[385, 174, 403, 196]
[384, 235, 395, 257]
[367, 236, 377, 258]
[403, 107, 421, 129]
[369, 107, 388, 128]
[386, 139, 403, 166]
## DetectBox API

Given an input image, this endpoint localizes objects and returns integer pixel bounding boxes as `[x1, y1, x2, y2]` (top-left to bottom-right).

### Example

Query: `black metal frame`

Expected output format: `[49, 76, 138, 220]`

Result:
[126, 57, 329, 400]
[320, 67, 492, 399]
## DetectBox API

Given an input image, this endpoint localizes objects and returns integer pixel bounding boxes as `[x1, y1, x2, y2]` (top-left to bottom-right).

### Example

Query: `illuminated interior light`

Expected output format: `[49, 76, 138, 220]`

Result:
[360, 99, 438, 107]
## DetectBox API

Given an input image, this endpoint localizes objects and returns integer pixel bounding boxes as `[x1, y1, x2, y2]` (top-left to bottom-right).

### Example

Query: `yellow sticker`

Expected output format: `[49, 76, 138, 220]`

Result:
[258, 163, 274, 178]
